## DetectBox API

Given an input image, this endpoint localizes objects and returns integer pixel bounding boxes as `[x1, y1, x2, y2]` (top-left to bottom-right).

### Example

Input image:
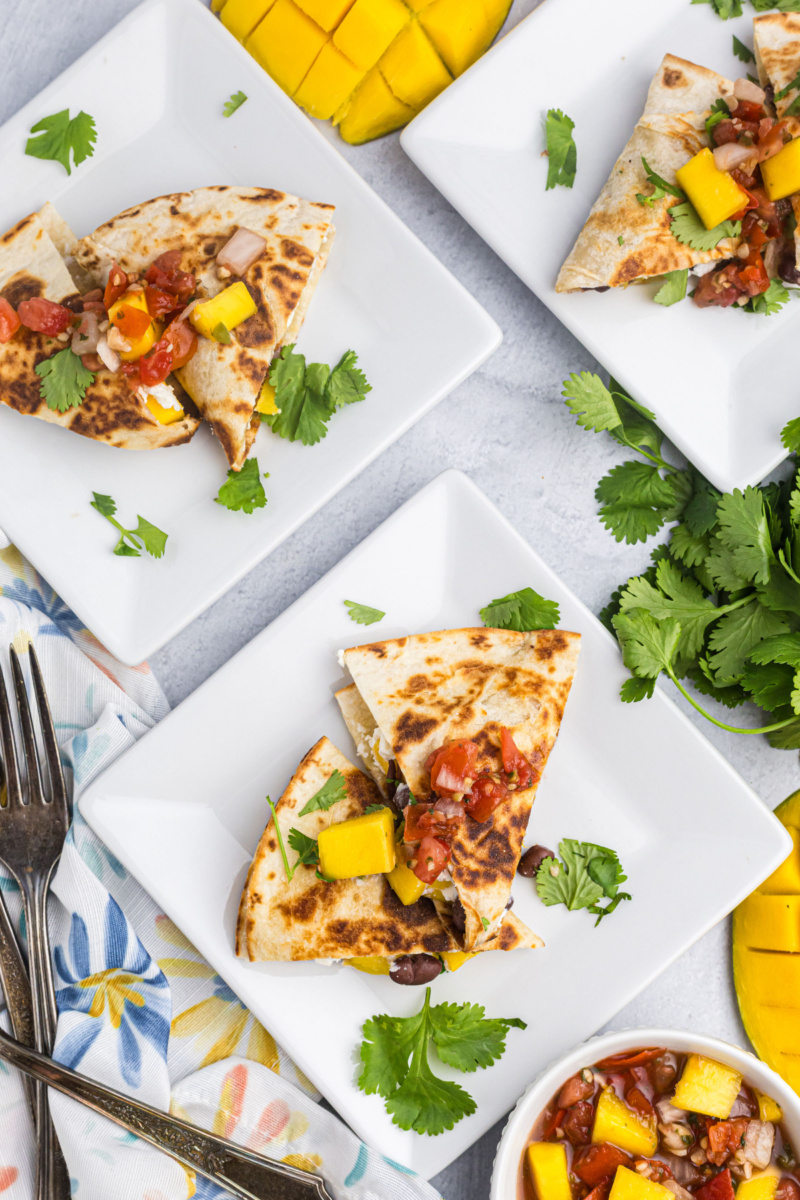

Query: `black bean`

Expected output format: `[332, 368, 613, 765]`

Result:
[389, 954, 443, 986]
[518, 845, 555, 877]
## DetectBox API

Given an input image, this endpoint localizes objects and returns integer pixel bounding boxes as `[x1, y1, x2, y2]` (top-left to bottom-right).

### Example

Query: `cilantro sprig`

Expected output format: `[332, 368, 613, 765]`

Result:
[298, 769, 347, 817]
[215, 457, 268, 513]
[733, 35, 754, 62]
[699, 0, 800, 16]
[564, 371, 800, 748]
[345, 600, 385, 626]
[264, 346, 371, 446]
[36, 348, 94, 413]
[480, 588, 560, 631]
[669, 203, 741, 252]
[25, 108, 97, 175]
[636, 157, 686, 208]
[653, 269, 688, 308]
[743, 279, 791, 316]
[358, 987, 525, 1136]
[536, 840, 631, 925]
[90, 493, 168, 559]
[223, 91, 248, 118]
[544, 110, 577, 190]
[267, 798, 320, 882]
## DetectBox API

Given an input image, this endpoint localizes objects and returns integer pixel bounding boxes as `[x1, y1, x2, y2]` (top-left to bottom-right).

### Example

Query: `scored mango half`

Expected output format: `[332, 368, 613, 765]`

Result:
[215, 0, 513, 144]
[733, 789, 800, 1093]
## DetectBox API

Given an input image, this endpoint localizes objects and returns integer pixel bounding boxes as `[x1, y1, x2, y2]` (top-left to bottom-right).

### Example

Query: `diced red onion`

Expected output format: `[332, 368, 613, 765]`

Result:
[96, 336, 120, 373]
[175, 298, 200, 323]
[433, 797, 464, 818]
[71, 311, 100, 356]
[81, 288, 104, 305]
[713, 142, 755, 172]
[734, 77, 766, 106]
[216, 227, 267, 276]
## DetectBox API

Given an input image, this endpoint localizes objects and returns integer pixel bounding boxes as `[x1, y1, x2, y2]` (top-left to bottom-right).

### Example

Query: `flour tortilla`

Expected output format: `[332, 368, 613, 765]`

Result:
[754, 12, 800, 118]
[74, 187, 335, 470]
[340, 628, 580, 950]
[237, 736, 542, 962]
[0, 209, 199, 450]
[556, 55, 740, 293]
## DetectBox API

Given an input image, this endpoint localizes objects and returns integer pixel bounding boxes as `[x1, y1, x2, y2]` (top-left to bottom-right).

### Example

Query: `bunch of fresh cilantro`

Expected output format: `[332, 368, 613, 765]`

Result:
[358, 987, 525, 1135]
[563, 371, 800, 748]
[264, 346, 371, 446]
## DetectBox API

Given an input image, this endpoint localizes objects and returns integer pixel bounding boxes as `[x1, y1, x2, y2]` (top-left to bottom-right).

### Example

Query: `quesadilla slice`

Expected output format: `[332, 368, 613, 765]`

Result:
[0, 207, 199, 450]
[337, 627, 580, 951]
[74, 187, 335, 470]
[753, 13, 800, 278]
[237, 736, 542, 974]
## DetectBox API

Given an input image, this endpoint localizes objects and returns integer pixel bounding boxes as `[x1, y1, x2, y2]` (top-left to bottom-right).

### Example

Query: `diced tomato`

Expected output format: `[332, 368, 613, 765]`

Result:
[759, 118, 790, 160]
[737, 250, 770, 297]
[625, 1086, 655, 1120]
[541, 1105, 564, 1141]
[731, 167, 758, 193]
[694, 265, 745, 309]
[161, 318, 197, 370]
[696, 1170, 736, 1200]
[403, 803, 435, 842]
[713, 120, 740, 147]
[561, 1101, 594, 1146]
[732, 99, 765, 122]
[137, 343, 174, 387]
[741, 212, 768, 249]
[428, 739, 479, 796]
[145, 250, 195, 302]
[464, 775, 508, 822]
[112, 303, 152, 340]
[0, 297, 20, 343]
[17, 297, 73, 336]
[707, 1120, 748, 1166]
[573, 1144, 633, 1188]
[104, 262, 129, 311]
[595, 1048, 665, 1070]
[413, 836, 450, 883]
[144, 284, 179, 318]
[583, 1182, 612, 1200]
[500, 727, 535, 789]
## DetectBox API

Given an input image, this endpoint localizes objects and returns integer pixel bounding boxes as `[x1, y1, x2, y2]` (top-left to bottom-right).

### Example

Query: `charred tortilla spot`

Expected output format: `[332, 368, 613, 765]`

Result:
[535, 630, 569, 661]
[663, 68, 685, 88]
[252, 189, 285, 203]
[1, 215, 35, 244]
[407, 674, 429, 694]
[395, 710, 439, 750]
[2, 273, 44, 307]
[470, 632, 490, 649]
[280, 238, 314, 268]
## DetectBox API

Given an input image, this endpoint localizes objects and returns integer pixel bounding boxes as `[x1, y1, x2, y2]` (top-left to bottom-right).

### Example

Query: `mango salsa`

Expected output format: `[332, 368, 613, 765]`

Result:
[387, 846, 426, 905]
[255, 379, 279, 415]
[592, 1087, 658, 1157]
[190, 282, 257, 341]
[762, 138, 800, 203]
[441, 951, 478, 971]
[675, 148, 749, 231]
[525, 1141, 572, 1200]
[672, 1054, 742, 1119]
[609, 1167, 672, 1200]
[215, 0, 512, 143]
[145, 394, 185, 425]
[107, 290, 159, 362]
[317, 806, 396, 879]
[346, 955, 391, 974]
[735, 1171, 780, 1200]
[754, 1090, 783, 1123]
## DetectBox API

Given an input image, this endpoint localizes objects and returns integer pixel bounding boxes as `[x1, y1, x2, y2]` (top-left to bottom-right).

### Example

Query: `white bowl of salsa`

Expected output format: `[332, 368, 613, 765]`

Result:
[491, 1030, 800, 1200]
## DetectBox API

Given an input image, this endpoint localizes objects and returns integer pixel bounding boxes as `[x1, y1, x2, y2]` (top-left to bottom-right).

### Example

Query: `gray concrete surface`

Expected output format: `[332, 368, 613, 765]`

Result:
[3, 1, 799, 1195]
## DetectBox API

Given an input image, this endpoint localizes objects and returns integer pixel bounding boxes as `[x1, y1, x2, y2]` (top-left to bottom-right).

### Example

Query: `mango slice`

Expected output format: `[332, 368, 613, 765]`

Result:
[379, 20, 452, 110]
[333, 0, 409, 72]
[107, 290, 158, 362]
[736, 1171, 780, 1200]
[674, 148, 749, 231]
[762, 138, 800, 203]
[295, 41, 363, 119]
[441, 951, 478, 971]
[609, 1167, 671, 1200]
[347, 955, 391, 974]
[295, 0, 356, 30]
[418, 0, 512, 77]
[525, 1142, 572, 1200]
[145, 395, 185, 425]
[754, 1090, 783, 1123]
[191, 282, 257, 340]
[335, 68, 415, 144]
[592, 1087, 658, 1157]
[317, 807, 396, 879]
[737, 893, 800, 952]
[222, 0, 277, 42]
[247, 0, 328, 96]
[672, 1054, 742, 1119]
[387, 846, 426, 905]
[255, 380, 279, 415]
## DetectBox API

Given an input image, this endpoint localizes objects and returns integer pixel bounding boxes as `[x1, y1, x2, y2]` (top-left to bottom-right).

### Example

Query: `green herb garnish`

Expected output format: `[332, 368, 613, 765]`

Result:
[215, 457, 268, 514]
[345, 600, 386, 626]
[480, 587, 560, 631]
[653, 269, 688, 307]
[536, 839, 632, 925]
[90, 493, 168, 559]
[35, 348, 94, 412]
[264, 346, 371, 445]
[636, 157, 686, 207]
[223, 91, 248, 118]
[669, 202, 741, 251]
[544, 109, 577, 190]
[298, 770, 347, 817]
[733, 35, 754, 62]
[26, 108, 96, 175]
[268, 799, 321, 882]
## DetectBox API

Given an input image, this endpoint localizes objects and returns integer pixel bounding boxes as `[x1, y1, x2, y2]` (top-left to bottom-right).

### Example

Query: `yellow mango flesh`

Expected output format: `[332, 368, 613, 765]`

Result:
[317, 807, 396, 879]
[347, 955, 391, 974]
[255, 380, 279, 415]
[387, 847, 426, 905]
[190, 282, 257, 340]
[222, 0, 277, 41]
[762, 138, 800, 202]
[609, 1167, 672, 1200]
[219, 0, 511, 144]
[734, 791, 800, 1089]
[736, 1171, 780, 1200]
[107, 290, 159, 362]
[525, 1142, 572, 1200]
[145, 395, 185, 425]
[672, 1054, 742, 1119]
[674, 148, 749, 230]
[592, 1087, 657, 1157]
[754, 1090, 783, 1123]
[441, 951, 477, 971]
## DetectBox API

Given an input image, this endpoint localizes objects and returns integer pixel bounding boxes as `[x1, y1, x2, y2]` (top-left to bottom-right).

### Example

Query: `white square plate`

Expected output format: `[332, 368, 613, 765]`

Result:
[80, 469, 790, 1178]
[402, 0, 796, 495]
[0, 0, 500, 666]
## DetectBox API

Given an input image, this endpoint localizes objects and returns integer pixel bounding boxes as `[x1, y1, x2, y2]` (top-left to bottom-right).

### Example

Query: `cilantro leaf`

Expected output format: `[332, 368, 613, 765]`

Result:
[287, 828, 320, 868]
[636, 157, 686, 207]
[775, 68, 800, 101]
[669, 202, 741, 251]
[706, 601, 790, 684]
[298, 769, 347, 816]
[358, 988, 524, 1136]
[345, 600, 386, 626]
[35, 348, 94, 413]
[733, 35, 754, 62]
[620, 676, 656, 702]
[653, 269, 688, 307]
[691, 0, 743, 17]
[618, 560, 720, 660]
[212, 321, 232, 344]
[215, 457, 267, 514]
[480, 587, 560, 631]
[90, 492, 169, 559]
[563, 373, 663, 463]
[715, 487, 776, 587]
[544, 109, 577, 190]
[223, 90, 247, 118]
[363, 803, 389, 815]
[612, 610, 681, 679]
[265, 346, 370, 445]
[327, 350, 372, 410]
[782, 417, 800, 453]
[536, 840, 631, 925]
[706, 98, 731, 143]
[26, 109, 97, 175]
[743, 280, 790, 316]
[749, 633, 800, 669]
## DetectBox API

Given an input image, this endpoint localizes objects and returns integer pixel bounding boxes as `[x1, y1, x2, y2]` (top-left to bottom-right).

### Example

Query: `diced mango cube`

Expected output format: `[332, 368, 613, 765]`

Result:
[736, 1170, 780, 1200]
[762, 138, 800, 203]
[190, 282, 257, 340]
[418, 0, 512, 77]
[441, 951, 478, 971]
[255, 380, 279, 415]
[673, 1054, 742, 1119]
[738, 893, 800, 951]
[222, 0, 277, 41]
[333, 0, 409, 71]
[317, 807, 396, 879]
[107, 290, 158, 362]
[295, 42, 363, 119]
[525, 1142, 572, 1200]
[378, 20, 452, 109]
[754, 1090, 783, 1123]
[735, 947, 800, 1009]
[674, 148, 749, 231]
[336, 67, 415, 144]
[145, 395, 185, 425]
[347, 955, 391, 974]
[295, 0, 356, 31]
[592, 1088, 658, 1157]
[609, 1167, 672, 1200]
[387, 847, 426, 905]
[247, 0, 328, 96]
[761, 827, 800, 894]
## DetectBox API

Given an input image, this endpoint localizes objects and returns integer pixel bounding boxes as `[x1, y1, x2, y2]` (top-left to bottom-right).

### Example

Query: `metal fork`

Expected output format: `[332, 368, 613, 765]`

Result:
[0, 643, 71, 1198]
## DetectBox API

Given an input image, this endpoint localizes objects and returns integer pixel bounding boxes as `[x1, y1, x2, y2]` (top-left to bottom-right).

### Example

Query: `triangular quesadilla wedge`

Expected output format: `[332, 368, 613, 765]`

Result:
[556, 55, 741, 293]
[754, 12, 800, 119]
[338, 628, 580, 951]
[237, 736, 542, 969]
[74, 187, 335, 470]
[0, 208, 199, 450]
